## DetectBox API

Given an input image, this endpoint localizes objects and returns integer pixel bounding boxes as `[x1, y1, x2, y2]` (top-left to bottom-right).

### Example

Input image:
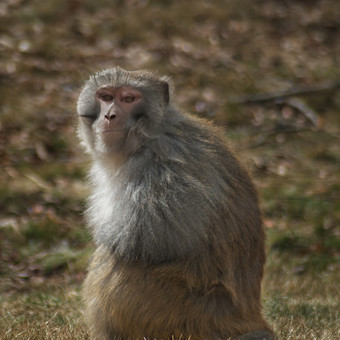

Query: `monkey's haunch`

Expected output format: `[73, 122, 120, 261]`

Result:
[77, 67, 274, 340]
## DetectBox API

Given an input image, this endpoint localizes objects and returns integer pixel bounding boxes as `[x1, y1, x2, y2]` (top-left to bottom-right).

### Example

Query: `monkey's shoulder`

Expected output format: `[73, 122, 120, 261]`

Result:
[160, 113, 243, 169]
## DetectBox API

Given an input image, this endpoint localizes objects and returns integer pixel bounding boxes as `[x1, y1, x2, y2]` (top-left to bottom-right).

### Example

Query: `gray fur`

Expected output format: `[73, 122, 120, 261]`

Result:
[78, 67, 262, 265]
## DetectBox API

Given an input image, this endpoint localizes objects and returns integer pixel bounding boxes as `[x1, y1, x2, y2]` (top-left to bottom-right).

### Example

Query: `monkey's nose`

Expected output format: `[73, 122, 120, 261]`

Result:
[105, 112, 117, 121]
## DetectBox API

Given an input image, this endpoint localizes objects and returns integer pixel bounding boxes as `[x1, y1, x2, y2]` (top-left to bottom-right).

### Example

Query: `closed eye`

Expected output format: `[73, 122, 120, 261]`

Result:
[80, 113, 97, 118]
[79, 114, 97, 125]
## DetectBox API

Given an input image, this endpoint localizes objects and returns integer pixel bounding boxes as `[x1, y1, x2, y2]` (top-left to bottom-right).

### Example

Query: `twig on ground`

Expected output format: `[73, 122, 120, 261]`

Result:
[231, 80, 340, 105]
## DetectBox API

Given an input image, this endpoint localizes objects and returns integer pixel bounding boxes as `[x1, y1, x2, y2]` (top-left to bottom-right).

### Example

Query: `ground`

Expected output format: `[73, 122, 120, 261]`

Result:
[0, 0, 339, 339]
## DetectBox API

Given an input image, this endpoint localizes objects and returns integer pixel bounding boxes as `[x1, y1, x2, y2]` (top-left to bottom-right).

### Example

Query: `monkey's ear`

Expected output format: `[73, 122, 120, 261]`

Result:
[159, 75, 173, 105]
[160, 81, 170, 105]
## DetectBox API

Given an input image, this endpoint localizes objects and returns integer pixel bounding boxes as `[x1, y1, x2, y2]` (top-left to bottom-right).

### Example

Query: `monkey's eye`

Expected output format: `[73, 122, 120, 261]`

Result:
[122, 96, 135, 103]
[98, 94, 114, 102]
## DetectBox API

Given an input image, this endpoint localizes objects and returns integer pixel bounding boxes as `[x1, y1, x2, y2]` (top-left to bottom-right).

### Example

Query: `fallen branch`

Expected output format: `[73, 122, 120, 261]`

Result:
[231, 80, 340, 105]
[284, 97, 318, 126]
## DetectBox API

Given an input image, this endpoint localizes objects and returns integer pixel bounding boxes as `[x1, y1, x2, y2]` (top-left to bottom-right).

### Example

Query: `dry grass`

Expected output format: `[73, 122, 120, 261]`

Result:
[264, 255, 339, 339]
[1, 286, 89, 340]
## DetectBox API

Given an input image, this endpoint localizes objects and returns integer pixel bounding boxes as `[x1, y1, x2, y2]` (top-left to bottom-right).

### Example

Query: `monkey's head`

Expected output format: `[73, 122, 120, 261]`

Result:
[77, 67, 173, 158]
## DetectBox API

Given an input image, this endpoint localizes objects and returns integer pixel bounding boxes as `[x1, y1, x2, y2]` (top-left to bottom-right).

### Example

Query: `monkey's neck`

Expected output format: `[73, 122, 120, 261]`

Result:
[94, 142, 142, 170]
[87, 146, 210, 264]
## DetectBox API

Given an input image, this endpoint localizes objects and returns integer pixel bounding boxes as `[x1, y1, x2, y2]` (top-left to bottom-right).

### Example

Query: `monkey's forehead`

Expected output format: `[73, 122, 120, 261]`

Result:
[86, 67, 171, 90]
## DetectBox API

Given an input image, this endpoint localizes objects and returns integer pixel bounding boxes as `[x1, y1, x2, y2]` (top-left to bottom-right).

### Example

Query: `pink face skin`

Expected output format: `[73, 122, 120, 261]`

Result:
[96, 85, 142, 131]
[95, 86, 143, 151]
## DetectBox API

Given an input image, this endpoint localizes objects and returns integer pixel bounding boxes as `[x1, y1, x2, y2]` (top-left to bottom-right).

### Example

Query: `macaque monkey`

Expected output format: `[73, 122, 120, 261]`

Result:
[77, 67, 274, 340]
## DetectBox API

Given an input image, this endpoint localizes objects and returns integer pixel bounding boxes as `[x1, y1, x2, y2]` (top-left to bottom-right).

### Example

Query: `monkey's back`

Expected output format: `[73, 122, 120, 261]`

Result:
[83, 113, 270, 339]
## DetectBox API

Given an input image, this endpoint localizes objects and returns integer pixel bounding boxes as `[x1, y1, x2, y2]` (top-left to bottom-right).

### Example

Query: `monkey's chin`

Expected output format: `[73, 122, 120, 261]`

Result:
[100, 130, 126, 148]
[93, 130, 126, 156]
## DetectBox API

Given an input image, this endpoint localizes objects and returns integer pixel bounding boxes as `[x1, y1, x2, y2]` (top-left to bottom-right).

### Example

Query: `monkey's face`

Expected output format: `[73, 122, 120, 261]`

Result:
[77, 67, 172, 158]
[96, 85, 143, 150]
[78, 83, 147, 156]
[94, 85, 143, 152]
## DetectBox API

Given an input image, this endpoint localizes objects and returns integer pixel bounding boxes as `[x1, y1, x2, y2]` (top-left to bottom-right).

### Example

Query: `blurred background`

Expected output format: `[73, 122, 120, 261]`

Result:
[0, 0, 339, 339]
